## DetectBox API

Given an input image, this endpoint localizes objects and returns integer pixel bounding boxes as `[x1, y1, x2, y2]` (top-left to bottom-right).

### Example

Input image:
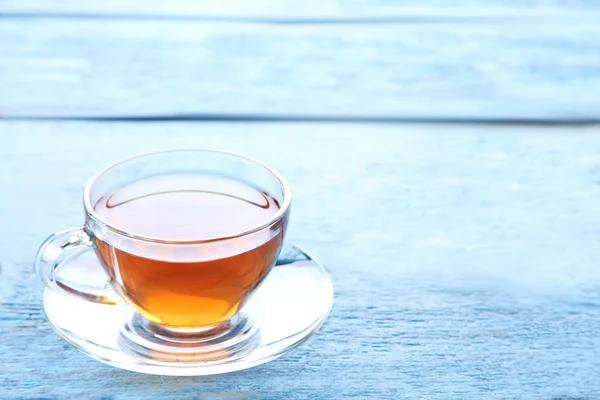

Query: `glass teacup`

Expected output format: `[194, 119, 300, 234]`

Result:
[36, 149, 291, 361]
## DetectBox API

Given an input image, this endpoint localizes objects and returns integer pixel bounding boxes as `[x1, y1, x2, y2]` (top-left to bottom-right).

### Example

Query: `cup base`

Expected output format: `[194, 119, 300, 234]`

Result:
[42, 241, 333, 375]
[120, 311, 261, 363]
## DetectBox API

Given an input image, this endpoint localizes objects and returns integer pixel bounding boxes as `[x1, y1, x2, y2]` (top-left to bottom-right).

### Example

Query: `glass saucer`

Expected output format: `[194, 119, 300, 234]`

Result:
[42, 242, 333, 376]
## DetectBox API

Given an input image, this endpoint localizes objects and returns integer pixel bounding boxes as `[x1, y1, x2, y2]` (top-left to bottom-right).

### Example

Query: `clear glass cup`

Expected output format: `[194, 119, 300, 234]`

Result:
[35, 149, 291, 362]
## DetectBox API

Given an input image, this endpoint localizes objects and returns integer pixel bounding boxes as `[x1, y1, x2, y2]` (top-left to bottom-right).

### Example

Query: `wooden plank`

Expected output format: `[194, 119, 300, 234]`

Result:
[1, 121, 600, 398]
[1, 19, 600, 120]
[1, 0, 600, 17]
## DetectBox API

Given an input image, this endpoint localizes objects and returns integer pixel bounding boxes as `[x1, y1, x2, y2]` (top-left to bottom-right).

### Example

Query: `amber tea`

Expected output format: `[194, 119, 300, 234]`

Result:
[94, 173, 284, 328]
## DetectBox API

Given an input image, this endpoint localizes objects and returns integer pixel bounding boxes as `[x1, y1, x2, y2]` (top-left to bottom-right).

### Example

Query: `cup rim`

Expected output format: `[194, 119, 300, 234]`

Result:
[83, 149, 291, 244]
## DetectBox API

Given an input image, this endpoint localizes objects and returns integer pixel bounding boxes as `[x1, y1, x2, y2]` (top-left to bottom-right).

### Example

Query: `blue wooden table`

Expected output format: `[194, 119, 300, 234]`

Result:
[2, 3, 600, 399]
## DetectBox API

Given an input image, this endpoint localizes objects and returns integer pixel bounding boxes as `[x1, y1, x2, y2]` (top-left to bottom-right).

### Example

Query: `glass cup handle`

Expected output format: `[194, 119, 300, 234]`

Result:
[35, 227, 123, 305]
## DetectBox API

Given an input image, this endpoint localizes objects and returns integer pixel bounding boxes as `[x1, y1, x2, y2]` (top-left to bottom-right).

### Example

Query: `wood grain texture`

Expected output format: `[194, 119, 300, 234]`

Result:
[1, 121, 600, 399]
[1, 18, 600, 121]
[1, 0, 600, 17]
